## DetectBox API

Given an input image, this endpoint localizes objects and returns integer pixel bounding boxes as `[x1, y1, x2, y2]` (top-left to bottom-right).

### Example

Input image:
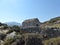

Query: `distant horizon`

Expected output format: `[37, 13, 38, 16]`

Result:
[1, 16, 60, 23]
[0, 0, 60, 23]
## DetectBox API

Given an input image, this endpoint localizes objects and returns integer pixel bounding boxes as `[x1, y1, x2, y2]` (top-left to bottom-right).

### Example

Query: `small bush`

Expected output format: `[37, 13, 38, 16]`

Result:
[4, 37, 16, 45]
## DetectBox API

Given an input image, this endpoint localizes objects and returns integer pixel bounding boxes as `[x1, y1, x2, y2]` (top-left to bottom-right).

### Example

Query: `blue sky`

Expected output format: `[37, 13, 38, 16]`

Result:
[0, 0, 60, 23]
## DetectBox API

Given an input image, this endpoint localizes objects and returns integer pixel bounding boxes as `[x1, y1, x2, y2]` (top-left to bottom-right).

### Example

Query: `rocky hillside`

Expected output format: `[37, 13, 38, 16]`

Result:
[48, 16, 60, 23]
[40, 16, 60, 29]
[0, 17, 60, 45]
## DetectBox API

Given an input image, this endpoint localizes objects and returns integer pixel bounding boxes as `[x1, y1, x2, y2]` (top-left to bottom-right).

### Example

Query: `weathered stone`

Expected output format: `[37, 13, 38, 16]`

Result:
[26, 37, 43, 45]
[11, 33, 43, 45]
[21, 18, 41, 33]
[21, 26, 41, 33]
[22, 18, 40, 27]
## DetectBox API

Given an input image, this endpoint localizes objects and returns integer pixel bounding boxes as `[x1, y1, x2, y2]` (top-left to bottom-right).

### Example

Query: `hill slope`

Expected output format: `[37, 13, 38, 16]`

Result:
[5, 22, 21, 26]
[40, 16, 60, 29]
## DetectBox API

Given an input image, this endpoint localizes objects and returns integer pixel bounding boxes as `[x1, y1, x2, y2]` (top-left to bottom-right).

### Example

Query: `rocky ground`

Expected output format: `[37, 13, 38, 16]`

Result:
[0, 17, 60, 45]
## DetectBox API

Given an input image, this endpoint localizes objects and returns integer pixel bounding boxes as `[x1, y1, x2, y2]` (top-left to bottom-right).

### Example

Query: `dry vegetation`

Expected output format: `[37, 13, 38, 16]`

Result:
[43, 37, 60, 45]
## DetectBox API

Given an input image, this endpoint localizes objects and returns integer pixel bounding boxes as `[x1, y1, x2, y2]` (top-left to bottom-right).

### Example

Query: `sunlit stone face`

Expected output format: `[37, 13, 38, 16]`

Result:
[22, 18, 40, 28]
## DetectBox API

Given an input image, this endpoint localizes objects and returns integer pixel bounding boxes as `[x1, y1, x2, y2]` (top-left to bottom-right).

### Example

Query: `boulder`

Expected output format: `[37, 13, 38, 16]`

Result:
[22, 18, 41, 28]
[21, 18, 41, 33]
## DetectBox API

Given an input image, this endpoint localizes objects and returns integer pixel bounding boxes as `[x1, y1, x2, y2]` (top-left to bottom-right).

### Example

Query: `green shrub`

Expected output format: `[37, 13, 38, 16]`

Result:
[4, 37, 16, 45]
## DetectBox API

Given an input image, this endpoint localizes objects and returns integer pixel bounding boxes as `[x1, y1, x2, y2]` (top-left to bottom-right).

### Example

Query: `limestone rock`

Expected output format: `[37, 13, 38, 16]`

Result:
[21, 18, 41, 33]
[22, 18, 41, 28]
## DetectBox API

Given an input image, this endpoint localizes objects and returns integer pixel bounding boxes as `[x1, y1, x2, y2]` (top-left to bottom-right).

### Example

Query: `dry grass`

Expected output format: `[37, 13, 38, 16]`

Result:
[50, 24, 60, 28]
[43, 37, 60, 45]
